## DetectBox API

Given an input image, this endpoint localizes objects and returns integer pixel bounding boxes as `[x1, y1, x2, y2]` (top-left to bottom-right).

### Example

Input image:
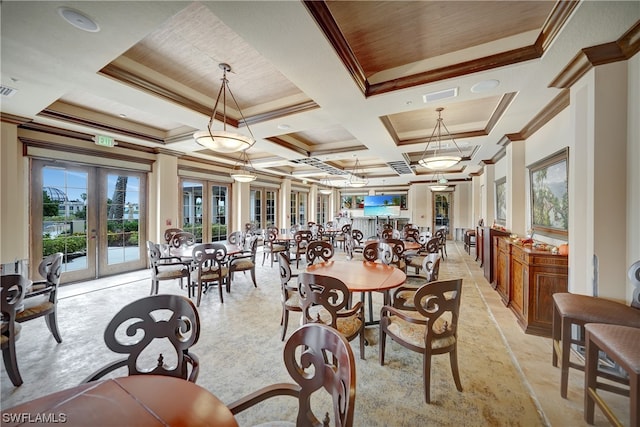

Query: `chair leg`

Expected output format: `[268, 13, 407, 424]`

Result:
[45, 311, 63, 343]
[423, 352, 432, 404]
[250, 269, 257, 287]
[150, 279, 156, 295]
[218, 278, 225, 303]
[281, 310, 289, 341]
[196, 281, 203, 307]
[449, 347, 463, 392]
[2, 341, 23, 387]
[262, 252, 267, 266]
[379, 329, 387, 365]
[560, 318, 572, 398]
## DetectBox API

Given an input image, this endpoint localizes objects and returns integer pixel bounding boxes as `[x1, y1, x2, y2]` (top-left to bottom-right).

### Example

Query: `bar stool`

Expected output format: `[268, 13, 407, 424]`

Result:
[584, 323, 639, 426]
[552, 293, 640, 398]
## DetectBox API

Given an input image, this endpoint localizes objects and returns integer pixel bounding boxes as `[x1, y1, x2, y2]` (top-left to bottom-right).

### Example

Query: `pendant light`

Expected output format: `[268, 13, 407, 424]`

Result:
[230, 149, 257, 183]
[418, 107, 463, 170]
[348, 157, 368, 187]
[194, 63, 256, 153]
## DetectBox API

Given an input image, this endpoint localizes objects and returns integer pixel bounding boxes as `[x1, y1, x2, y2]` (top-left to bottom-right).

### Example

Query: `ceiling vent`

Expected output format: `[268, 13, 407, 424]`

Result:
[0, 85, 18, 97]
[387, 157, 414, 175]
[423, 87, 458, 103]
[292, 157, 349, 175]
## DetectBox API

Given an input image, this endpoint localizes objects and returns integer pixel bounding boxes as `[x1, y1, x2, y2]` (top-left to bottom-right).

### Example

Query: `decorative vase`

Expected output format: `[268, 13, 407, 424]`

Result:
[558, 243, 569, 256]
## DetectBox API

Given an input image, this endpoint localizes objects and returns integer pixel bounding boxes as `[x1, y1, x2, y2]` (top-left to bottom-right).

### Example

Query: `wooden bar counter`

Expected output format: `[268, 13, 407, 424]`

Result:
[494, 237, 568, 337]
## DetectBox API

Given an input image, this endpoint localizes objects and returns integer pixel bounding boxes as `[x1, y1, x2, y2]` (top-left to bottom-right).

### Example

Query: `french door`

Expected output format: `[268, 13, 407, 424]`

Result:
[32, 160, 147, 283]
[433, 191, 453, 240]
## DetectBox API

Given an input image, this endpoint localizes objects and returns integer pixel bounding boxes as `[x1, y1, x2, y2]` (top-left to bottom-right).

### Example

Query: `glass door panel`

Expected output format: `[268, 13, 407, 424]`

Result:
[181, 181, 204, 242]
[104, 173, 142, 265]
[39, 164, 93, 280]
[210, 185, 228, 241]
[433, 192, 453, 239]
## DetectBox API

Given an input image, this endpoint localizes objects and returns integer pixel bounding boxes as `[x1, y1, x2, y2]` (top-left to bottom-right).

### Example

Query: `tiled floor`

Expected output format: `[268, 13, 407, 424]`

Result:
[2, 241, 630, 426]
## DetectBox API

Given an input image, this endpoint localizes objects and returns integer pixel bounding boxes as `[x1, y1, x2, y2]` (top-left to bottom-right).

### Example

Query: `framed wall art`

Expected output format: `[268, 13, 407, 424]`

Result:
[528, 148, 569, 238]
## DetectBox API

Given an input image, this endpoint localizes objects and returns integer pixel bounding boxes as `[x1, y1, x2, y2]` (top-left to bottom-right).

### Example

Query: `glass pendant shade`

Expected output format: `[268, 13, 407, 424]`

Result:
[230, 150, 257, 182]
[194, 63, 255, 153]
[418, 107, 463, 171]
[348, 158, 368, 187]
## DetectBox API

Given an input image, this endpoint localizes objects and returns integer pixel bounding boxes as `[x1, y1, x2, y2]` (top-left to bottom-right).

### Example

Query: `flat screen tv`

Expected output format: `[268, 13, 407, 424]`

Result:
[363, 195, 401, 217]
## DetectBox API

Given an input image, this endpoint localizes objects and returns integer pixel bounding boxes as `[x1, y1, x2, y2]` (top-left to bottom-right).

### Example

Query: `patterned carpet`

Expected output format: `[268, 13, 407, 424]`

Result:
[1, 243, 546, 426]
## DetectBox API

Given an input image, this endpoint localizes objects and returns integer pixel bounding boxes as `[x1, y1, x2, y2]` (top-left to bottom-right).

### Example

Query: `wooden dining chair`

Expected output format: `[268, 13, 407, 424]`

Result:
[228, 234, 259, 288]
[16, 252, 64, 343]
[228, 323, 356, 427]
[191, 243, 229, 305]
[393, 254, 441, 308]
[289, 230, 313, 268]
[380, 278, 464, 403]
[227, 230, 244, 246]
[306, 240, 334, 266]
[277, 252, 301, 341]
[407, 237, 440, 274]
[170, 231, 196, 250]
[262, 228, 287, 267]
[82, 294, 200, 383]
[362, 241, 378, 262]
[1, 274, 28, 386]
[379, 238, 406, 272]
[146, 241, 191, 295]
[298, 272, 365, 359]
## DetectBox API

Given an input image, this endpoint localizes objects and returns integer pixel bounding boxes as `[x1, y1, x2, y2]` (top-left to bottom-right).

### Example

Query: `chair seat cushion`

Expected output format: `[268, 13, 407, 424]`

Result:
[313, 307, 362, 338]
[267, 244, 287, 252]
[409, 256, 425, 269]
[156, 269, 188, 280]
[284, 292, 301, 309]
[200, 267, 229, 281]
[386, 310, 455, 349]
[553, 293, 640, 327]
[231, 259, 254, 270]
[16, 301, 54, 320]
[1, 322, 22, 345]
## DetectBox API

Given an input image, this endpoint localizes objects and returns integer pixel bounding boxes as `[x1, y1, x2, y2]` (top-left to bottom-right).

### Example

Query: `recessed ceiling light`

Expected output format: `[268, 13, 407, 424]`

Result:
[277, 124, 291, 130]
[471, 79, 500, 93]
[58, 7, 100, 32]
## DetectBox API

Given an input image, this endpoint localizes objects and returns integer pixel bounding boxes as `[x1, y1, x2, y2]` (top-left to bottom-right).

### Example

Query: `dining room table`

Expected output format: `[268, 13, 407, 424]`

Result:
[0, 375, 239, 427]
[305, 260, 407, 325]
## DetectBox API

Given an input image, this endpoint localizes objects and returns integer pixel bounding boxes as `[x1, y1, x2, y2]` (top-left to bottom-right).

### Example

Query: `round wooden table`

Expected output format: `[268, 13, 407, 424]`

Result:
[306, 260, 407, 326]
[305, 260, 406, 293]
[0, 376, 238, 427]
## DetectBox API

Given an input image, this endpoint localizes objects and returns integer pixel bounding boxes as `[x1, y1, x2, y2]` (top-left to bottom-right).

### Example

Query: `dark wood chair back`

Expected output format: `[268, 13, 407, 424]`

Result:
[228, 231, 244, 245]
[228, 323, 356, 427]
[306, 240, 334, 265]
[362, 241, 378, 262]
[1, 274, 27, 386]
[170, 231, 196, 248]
[163, 228, 183, 244]
[82, 294, 200, 383]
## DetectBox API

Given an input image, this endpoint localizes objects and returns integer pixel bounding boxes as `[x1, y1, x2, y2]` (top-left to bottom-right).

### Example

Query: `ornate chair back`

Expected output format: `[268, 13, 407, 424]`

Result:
[163, 228, 183, 244]
[362, 241, 379, 262]
[1, 274, 28, 386]
[422, 253, 441, 282]
[227, 323, 356, 427]
[170, 231, 196, 249]
[306, 241, 334, 265]
[228, 231, 244, 245]
[82, 294, 200, 383]
[381, 229, 393, 239]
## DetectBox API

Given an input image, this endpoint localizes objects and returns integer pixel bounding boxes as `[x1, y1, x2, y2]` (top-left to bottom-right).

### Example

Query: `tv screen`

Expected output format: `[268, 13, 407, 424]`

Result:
[363, 195, 402, 217]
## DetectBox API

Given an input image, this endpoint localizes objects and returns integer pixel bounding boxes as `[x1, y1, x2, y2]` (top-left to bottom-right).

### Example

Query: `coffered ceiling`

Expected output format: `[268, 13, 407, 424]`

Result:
[1, 1, 638, 189]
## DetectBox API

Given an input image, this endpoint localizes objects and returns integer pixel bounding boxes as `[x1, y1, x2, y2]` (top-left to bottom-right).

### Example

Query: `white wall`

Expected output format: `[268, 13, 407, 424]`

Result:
[626, 52, 640, 304]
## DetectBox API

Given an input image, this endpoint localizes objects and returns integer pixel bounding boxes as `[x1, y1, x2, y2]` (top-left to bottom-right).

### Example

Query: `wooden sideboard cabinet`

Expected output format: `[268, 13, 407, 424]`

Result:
[509, 243, 568, 337]
[482, 227, 510, 286]
[495, 237, 512, 305]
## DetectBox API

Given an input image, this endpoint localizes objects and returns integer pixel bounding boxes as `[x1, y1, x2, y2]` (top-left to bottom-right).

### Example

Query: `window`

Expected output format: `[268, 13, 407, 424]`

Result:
[341, 194, 365, 209]
[181, 180, 229, 242]
[290, 190, 307, 227]
[250, 187, 277, 230]
[316, 193, 330, 225]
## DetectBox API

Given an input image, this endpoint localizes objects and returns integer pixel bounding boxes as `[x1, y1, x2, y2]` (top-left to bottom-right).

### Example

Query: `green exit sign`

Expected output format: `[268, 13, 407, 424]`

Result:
[95, 135, 115, 147]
